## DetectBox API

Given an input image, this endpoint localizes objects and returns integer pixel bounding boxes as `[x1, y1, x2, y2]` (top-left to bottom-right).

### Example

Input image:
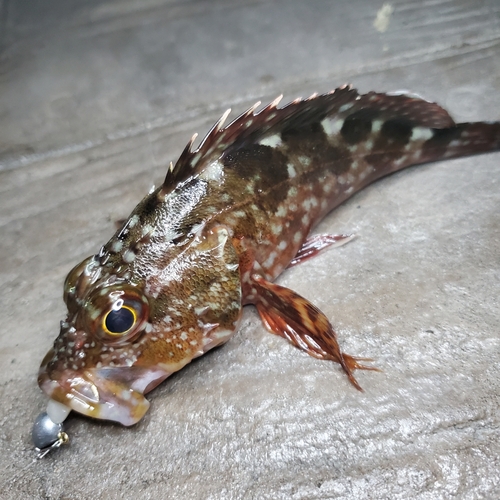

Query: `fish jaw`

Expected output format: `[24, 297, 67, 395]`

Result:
[38, 352, 170, 426]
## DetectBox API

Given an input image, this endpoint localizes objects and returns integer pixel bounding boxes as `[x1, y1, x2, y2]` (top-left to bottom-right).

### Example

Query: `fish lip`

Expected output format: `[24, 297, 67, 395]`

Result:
[38, 363, 168, 426]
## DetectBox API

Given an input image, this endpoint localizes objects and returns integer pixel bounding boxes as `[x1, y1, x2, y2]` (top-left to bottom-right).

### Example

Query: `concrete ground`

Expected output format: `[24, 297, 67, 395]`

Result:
[1, 0, 499, 498]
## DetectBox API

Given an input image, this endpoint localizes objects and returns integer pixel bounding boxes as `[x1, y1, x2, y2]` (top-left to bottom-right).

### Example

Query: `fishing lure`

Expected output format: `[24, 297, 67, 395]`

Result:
[32, 86, 500, 456]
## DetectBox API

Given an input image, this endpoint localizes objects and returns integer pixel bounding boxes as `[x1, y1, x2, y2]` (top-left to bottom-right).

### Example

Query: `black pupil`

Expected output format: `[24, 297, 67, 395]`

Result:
[105, 307, 135, 334]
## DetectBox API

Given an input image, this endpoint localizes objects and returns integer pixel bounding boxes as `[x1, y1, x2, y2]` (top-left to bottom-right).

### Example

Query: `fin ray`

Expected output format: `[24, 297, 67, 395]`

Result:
[288, 234, 355, 267]
[252, 274, 377, 390]
[162, 86, 463, 193]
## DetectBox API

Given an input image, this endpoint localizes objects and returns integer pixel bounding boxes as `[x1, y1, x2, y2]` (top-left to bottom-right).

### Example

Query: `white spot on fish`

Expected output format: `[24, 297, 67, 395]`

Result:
[259, 135, 282, 148]
[339, 103, 354, 113]
[262, 252, 277, 269]
[323, 181, 335, 194]
[271, 223, 282, 235]
[287, 163, 297, 178]
[180, 332, 188, 341]
[393, 155, 407, 167]
[200, 160, 224, 182]
[278, 241, 287, 251]
[298, 156, 311, 167]
[321, 118, 344, 136]
[358, 166, 374, 181]
[276, 205, 287, 217]
[372, 120, 383, 133]
[294, 231, 302, 244]
[123, 250, 136, 263]
[111, 240, 123, 253]
[128, 215, 139, 228]
[411, 127, 433, 141]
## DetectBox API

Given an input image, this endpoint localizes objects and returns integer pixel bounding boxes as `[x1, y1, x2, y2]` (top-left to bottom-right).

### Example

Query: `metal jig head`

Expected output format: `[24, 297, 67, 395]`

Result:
[32, 412, 69, 459]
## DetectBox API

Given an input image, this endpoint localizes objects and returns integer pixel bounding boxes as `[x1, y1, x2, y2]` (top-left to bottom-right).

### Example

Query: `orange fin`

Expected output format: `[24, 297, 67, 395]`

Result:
[252, 275, 378, 390]
[288, 233, 355, 267]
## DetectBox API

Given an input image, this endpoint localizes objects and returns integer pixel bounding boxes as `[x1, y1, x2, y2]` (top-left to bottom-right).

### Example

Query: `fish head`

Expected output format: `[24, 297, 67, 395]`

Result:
[38, 185, 242, 426]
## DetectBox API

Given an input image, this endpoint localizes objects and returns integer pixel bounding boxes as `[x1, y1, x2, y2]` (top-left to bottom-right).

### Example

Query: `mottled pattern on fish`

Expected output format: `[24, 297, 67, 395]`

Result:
[38, 86, 500, 425]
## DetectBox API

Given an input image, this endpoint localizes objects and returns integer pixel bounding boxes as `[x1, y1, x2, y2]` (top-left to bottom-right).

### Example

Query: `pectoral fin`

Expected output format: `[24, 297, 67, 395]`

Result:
[288, 233, 355, 267]
[251, 275, 377, 390]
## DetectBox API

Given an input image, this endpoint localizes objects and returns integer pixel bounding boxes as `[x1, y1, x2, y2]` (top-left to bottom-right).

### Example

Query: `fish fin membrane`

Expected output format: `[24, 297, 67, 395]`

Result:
[252, 274, 378, 390]
[288, 233, 355, 268]
[162, 86, 462, 194]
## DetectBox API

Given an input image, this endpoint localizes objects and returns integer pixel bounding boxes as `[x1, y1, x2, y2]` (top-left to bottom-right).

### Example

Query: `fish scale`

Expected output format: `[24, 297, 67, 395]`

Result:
[36, 86, 500, 433]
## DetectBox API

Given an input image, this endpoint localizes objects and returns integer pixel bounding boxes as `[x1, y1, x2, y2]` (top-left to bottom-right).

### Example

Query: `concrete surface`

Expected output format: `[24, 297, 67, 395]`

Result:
[1, 0, 499, 498]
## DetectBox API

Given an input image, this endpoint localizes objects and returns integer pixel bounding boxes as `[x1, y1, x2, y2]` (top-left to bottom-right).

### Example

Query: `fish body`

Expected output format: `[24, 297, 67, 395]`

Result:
[38, 86, 500, 426]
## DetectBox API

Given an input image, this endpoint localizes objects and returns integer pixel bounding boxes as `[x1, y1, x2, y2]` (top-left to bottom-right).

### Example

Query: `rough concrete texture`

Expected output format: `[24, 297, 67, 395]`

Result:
[1, 0, 499, 498]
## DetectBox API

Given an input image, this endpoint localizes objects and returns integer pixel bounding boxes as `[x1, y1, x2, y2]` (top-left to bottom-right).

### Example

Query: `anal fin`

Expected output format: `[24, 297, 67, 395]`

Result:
[252, 275, 378, 390]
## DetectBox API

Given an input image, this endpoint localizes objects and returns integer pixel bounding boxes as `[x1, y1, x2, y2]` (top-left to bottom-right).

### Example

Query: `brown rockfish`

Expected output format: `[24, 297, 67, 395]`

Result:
[37, 86, 500, 429]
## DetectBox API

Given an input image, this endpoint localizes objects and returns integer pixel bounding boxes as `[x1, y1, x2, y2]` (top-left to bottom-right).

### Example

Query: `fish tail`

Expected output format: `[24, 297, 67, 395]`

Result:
[420, 121, 500, 163]
[340, 354, 382, 392]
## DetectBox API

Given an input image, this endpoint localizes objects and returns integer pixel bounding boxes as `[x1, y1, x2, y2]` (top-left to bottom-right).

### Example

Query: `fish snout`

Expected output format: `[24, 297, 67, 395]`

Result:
[38, 364, 152, 426]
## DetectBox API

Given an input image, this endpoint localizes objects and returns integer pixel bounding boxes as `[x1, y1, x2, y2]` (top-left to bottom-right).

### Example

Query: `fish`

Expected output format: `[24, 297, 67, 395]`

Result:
[37, 85, 500, 427]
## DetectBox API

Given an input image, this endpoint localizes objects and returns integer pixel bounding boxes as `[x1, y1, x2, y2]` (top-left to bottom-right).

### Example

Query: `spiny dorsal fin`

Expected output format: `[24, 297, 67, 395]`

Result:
[162, 85, 456, 192]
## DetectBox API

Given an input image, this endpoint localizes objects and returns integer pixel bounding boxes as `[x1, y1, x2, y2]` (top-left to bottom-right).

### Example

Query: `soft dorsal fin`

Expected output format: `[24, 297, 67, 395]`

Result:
[162, 86, 456, 192]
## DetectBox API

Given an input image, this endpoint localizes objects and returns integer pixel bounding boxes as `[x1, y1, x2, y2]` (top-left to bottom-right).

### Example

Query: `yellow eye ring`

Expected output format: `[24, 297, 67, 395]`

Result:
[85, 284, 149, 345]
[102, 304, 138, 336]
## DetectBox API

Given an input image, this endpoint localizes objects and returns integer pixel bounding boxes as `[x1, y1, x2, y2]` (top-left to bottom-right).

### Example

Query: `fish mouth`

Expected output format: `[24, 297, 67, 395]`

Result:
[38, 352, 170, 426]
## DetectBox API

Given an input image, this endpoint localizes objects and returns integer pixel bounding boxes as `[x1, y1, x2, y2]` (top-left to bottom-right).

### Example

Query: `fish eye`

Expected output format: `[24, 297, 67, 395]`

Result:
[103, 304, 137, 335]
[85, 285, 150, 344]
